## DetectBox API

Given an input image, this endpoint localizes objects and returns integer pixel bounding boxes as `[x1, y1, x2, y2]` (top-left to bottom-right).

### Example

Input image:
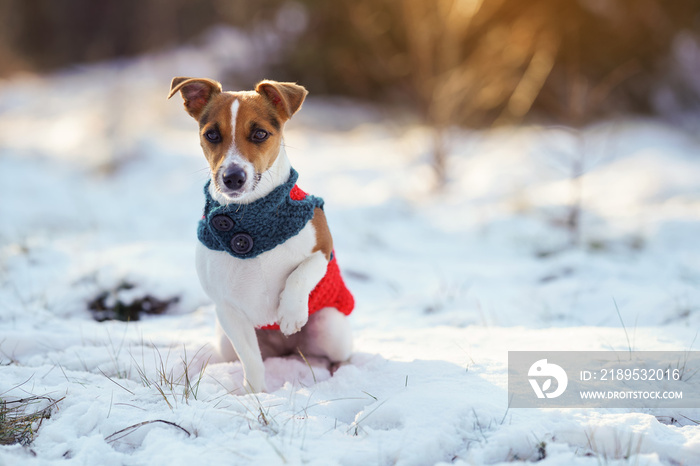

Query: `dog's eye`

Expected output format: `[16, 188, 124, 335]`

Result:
[251, 129, 269, 142]
[204, 129, 221, 143]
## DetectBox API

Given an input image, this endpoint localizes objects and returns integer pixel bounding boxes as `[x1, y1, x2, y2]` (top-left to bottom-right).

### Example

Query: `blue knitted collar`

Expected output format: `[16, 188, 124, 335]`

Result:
[198, 168, 324, 259]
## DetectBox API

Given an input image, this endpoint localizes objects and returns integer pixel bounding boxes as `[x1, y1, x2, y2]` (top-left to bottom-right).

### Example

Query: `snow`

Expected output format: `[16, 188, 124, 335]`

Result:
[2, 30, 700, 465]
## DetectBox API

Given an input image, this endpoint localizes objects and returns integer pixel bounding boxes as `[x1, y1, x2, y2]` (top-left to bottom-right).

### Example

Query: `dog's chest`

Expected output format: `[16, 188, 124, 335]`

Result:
[195, 222, 317, 325]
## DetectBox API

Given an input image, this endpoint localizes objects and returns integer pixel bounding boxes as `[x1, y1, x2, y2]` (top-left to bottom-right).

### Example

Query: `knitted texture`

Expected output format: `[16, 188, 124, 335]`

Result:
[198, 169, 354, 330]
[198, 168, 323, 259]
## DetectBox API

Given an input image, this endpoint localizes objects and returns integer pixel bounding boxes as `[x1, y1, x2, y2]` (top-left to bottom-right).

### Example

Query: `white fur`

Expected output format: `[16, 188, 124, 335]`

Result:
[196, 215, 321, 330]
[197, 104, 352, 392]
[196, 190, 321, 391]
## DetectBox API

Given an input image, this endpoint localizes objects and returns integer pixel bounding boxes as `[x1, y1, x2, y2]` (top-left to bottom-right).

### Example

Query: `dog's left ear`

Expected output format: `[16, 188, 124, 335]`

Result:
[168, 77, 223, 120]
[255, 80, 308, 120]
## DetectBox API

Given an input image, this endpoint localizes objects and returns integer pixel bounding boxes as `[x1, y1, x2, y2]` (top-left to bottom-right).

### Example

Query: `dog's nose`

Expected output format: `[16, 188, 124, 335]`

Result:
[222, 167, 247, 191]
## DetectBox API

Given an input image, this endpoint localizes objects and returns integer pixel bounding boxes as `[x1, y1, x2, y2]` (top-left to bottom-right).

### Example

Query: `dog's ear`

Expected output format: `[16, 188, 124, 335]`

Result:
[168, 77, 223, 120]
[255, 80, 308, 120]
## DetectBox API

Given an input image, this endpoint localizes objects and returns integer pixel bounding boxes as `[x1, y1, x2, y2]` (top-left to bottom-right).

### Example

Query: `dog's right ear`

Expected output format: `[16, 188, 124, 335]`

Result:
[168, 77, 223, 120]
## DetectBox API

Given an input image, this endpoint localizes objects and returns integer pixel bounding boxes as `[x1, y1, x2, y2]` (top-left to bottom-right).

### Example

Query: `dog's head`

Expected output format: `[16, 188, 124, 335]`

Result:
[168, 78, 307, 201]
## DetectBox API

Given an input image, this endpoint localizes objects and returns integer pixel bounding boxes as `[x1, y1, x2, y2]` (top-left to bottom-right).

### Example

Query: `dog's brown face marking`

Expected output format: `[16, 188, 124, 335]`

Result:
[169, 78, 307, 199]
[195, 91, 283, 177]
[196, 92, 235, 177]
[228, 91, 284, 175]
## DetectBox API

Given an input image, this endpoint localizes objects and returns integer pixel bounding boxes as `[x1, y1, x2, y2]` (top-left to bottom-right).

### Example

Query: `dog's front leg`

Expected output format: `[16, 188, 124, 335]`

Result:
[278, 252, 328, 336]
[216, 306, 267, 393]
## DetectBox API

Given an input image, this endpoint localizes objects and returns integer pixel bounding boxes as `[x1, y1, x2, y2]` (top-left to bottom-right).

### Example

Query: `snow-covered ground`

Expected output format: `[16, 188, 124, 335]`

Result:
[2, 32, 700, 465]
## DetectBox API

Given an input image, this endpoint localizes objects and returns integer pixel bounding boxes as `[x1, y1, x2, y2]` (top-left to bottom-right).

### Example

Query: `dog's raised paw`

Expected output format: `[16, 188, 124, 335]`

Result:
[278, 310, 308, 336]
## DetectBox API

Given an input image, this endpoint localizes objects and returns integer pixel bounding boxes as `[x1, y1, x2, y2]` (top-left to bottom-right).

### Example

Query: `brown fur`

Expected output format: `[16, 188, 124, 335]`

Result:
[311, 208, 333, 260]
[196, 93, 235, 175]
[255, 81, 307, 120]
[167, 77, 222, 119]
[232, 91, 285, 174]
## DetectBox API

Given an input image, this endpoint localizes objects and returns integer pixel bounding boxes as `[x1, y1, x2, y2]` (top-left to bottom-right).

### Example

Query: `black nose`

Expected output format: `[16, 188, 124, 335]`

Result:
[222, 168, 247, 191]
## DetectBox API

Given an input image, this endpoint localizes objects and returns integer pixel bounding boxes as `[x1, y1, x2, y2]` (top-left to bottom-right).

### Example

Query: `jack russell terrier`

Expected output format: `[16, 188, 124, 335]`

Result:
[168, 77, 354, 393]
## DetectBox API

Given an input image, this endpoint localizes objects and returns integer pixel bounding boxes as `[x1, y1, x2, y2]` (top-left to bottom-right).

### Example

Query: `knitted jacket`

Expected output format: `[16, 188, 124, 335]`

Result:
[199, 168, 354, 330]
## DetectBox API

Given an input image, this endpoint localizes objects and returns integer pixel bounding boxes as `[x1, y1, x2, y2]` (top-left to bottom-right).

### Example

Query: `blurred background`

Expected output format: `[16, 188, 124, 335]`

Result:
[3, 0, 700, 120]
[2, 0, 700, 186]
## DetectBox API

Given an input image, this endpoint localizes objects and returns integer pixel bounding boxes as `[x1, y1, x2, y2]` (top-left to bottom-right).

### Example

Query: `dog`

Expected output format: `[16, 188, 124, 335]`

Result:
[168, 77, 354, 393]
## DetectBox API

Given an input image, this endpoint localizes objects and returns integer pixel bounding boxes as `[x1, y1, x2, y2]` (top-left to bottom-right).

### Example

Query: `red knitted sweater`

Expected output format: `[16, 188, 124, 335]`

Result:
[259, 185, 354, 330]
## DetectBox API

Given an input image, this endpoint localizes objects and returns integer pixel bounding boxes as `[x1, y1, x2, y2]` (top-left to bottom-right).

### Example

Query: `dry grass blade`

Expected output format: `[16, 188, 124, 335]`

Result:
[105, 419, 190, 443]
[0, 395, 64, 446]
[296, 348, 316, 384]
[347, 399, 388, 436]
[98, 368, 135, 395]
